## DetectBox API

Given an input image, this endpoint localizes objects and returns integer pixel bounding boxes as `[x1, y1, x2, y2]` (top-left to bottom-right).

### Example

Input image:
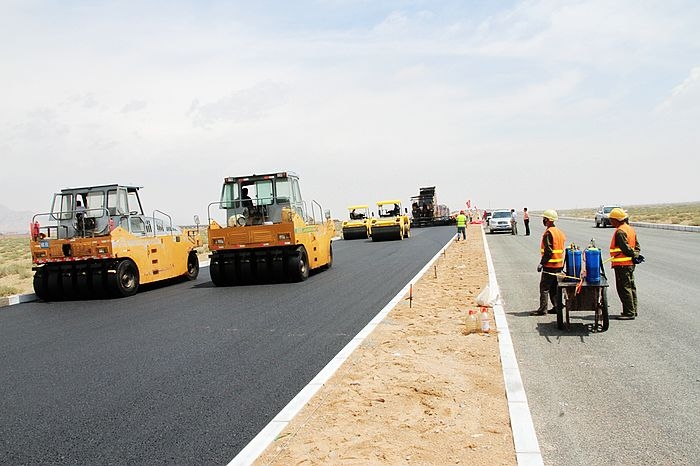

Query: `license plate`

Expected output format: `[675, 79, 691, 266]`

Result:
[40, 240, 49, 248]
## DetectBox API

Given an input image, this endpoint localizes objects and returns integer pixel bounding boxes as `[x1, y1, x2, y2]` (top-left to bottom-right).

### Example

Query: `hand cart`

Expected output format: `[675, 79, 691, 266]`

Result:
[556, 276, 609, 332]
[555, 249, 609, 332]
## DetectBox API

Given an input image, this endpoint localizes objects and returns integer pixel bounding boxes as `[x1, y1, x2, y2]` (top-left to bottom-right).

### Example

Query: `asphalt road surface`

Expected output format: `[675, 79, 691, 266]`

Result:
[0, 226, 455, 465]
[487, 218, 700, 465]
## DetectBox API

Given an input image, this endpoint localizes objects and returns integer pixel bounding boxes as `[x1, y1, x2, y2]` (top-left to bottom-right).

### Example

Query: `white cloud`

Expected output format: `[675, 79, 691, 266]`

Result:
[658, 66, 700, 113]
[121, 100, 148, 114]
[187, 82, 289, 128]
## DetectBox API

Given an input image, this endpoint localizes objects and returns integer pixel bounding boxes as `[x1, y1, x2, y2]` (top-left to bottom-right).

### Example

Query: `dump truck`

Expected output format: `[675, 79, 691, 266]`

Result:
[341, 205, 370, 240]
[30, 184, 201, 300]
[368, 200, 410, 241]
[410, 186, 452, 227]
[207, 171, 335, 285]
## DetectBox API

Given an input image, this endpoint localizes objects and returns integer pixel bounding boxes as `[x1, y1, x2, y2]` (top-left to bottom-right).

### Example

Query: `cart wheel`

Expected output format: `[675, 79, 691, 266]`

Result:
[556, 306, 565, 330]
[556, 287, 566, 330]
[599, 288, 609, 332]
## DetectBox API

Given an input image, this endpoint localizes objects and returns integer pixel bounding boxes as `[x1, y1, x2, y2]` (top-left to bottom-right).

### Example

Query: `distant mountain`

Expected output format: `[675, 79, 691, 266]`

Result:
[0, 204, 33, 235]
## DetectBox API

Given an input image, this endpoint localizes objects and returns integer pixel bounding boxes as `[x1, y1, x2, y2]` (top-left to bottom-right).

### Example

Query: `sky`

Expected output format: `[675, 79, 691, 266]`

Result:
[2, 0, 699, 225]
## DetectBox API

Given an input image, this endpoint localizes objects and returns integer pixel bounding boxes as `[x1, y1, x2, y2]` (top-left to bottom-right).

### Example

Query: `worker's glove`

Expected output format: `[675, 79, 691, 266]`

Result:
[633, 255, 645, 264]
[537, 264, 543, 272]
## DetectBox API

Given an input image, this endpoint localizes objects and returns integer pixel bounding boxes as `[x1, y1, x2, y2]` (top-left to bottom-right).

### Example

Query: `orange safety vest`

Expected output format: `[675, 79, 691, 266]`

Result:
[610, 223, 636, 267]
[541, 226, 565, 269]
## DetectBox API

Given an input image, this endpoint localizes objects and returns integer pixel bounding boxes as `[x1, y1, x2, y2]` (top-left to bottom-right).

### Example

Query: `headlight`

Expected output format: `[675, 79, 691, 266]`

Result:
[278, 233, 291, 240]
[213, 238, 225, 245]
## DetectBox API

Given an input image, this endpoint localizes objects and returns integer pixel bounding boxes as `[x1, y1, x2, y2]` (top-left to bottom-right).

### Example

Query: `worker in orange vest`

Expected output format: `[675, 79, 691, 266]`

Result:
[531, 209, 566, 316]
[609, 208, 643, 320]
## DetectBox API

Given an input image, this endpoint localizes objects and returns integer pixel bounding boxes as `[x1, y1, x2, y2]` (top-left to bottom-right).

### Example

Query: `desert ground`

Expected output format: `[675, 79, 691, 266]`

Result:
[253, 227, 516, 465]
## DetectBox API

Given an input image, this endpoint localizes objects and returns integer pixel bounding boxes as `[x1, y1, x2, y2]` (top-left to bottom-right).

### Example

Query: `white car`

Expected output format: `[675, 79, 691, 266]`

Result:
[487, 209, 513, 234]
[595, 205, 622, 228]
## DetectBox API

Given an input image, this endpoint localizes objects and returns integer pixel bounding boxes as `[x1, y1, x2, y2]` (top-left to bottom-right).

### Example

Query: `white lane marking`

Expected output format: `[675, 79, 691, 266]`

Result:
[481, 226, 544, 466]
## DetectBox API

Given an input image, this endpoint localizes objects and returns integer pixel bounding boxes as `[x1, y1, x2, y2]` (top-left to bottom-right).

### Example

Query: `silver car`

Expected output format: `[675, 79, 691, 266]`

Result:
[595, 205, 622, 228]
[488, 209, 514, 234]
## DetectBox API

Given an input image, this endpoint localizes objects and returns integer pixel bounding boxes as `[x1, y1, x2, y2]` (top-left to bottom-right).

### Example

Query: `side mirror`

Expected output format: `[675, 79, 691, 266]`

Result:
[324, 209, 331, 220]
[194, 215, 200, 226]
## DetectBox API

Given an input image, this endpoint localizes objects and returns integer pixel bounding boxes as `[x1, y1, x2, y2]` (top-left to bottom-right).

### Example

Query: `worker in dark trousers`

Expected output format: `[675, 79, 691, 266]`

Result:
[523, 207, 530, 235]
[609, 208, 642, 320]
[455, 210, 467, 241]
[531, 210, 566, 315]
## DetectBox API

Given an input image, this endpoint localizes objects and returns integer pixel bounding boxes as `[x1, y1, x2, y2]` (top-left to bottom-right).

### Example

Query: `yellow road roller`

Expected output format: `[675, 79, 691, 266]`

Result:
[30, 184, 201, 300]
[368, 200, 411, 241]
[207, 171, 335, 285]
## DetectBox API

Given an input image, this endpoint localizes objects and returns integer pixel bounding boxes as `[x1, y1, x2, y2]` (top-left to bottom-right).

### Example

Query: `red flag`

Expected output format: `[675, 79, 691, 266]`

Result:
[466, 199, 471, 209]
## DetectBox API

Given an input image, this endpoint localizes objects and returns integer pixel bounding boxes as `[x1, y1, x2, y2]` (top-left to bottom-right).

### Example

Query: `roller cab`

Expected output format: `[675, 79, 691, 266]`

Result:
[342, 205, 370, 240]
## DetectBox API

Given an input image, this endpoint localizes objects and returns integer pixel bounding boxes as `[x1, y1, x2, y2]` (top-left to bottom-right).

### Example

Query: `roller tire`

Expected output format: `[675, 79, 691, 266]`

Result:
[33, 270, 48, 301]
[76, 270, 93, 299]
[46, 270, 62, 301]
[209, 258, 225, 286]
[60, 268, 79, 300]
[286, 248, 309, 282]
[238, 253, 253, 283]
[91, 265, 108, 299]
[271, 256, 285, 281]
[109, 260, 139, 298]
[223, 259, 238, 286]
[255, 252, 272, 282]
[324, 243, 333, 269]
[185, 252, 199, 281]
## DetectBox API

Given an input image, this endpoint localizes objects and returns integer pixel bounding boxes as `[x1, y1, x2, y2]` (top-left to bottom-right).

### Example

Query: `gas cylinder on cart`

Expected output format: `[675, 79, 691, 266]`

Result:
[565, 245, 582, 281]
[585, 240, 601, 284]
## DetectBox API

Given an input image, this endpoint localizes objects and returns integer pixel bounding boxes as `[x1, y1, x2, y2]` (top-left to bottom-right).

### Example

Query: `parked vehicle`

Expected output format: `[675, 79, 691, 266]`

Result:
[595, 205, 623, 228]
[487, 209, 513, 234]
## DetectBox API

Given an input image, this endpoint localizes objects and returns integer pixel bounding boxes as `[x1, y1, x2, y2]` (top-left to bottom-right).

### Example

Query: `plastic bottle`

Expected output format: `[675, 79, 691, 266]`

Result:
[467, 309, 479, 334]
[480, 307, 490, 333]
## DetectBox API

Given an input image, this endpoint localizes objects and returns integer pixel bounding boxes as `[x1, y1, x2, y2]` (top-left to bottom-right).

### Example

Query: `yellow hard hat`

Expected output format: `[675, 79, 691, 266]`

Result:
[609, 207, 627, 221]
[542, 209, 558, 221]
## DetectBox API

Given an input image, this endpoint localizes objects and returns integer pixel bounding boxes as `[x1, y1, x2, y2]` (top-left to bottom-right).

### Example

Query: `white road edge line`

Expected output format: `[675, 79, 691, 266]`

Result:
[228, 235, 455, 466]
[481, 226, 544, 466]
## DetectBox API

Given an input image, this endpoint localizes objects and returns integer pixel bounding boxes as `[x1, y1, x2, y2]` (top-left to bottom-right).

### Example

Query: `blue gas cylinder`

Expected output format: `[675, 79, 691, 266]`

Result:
[566, 249, 582, 281]
[585, 248, 601, 283]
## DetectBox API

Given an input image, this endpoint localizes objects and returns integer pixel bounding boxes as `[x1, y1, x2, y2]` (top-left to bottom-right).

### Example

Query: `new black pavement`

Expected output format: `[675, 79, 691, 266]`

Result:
[0, 226, 455, 465]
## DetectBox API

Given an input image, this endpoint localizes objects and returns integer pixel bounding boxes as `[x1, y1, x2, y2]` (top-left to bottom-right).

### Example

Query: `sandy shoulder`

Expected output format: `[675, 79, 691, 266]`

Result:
[254, 228, 516, 465]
